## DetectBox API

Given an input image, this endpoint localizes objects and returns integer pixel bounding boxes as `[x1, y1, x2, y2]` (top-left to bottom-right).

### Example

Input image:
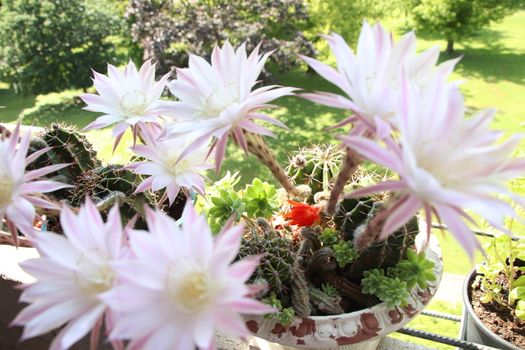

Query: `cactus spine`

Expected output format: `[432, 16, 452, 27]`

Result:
[238, 218, 296, 300]
[286, 144, 344, 200]
[28, 123, 100, 186]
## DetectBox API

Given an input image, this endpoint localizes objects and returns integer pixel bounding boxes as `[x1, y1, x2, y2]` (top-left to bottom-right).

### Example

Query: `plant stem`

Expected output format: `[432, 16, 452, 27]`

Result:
[243, 131, 299, 196]
[324, 146, 361, 215]
[508, 236, 515, 305]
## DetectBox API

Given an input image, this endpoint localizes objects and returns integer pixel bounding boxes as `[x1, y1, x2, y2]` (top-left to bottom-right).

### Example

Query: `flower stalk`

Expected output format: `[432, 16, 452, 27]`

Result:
[324, 146, 361, 215]
[243, 130, 299, 196]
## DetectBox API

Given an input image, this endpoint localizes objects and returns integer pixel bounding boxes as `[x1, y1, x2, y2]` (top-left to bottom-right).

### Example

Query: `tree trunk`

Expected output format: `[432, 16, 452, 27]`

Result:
[446, 39, 454, 55]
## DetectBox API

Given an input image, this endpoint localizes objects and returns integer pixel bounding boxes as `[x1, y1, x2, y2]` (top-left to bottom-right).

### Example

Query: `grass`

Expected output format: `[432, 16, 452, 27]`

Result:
[1, 10, 524, 277]
[391, 299, 463, 350]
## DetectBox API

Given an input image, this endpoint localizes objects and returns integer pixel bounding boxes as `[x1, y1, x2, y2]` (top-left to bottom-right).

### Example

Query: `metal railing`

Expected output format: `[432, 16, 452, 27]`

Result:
[396, 310, 498, 350]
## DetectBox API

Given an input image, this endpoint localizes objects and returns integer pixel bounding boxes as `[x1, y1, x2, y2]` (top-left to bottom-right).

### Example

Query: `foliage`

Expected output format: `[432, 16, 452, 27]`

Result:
[319, 228, 339, 247]
[390, 250, 436, 289]
[305, 0, 396, 51]
[243, 178, 279, 219]
[362, 269, 410, 307]
[321, 283, 339, 298]
[208, 189, 245, 229]
[262, 293, 296, 326]
[409, 0, 524, 53]
[199, 173, 279, 233]
[375, 277, 410, 308]
[332, 240, 359, 268]
[361, 269, 385, 295]
[0, 0, 124, 94]
[475, 234, 525, 320]
[361, 250, 436, 307]
[125, 0, 315, 77]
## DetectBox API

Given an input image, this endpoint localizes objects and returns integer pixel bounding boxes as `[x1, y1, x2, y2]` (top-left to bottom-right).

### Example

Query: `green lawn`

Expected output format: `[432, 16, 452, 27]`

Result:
[392, 300, 463, 350]
[1, 11, 525, 275]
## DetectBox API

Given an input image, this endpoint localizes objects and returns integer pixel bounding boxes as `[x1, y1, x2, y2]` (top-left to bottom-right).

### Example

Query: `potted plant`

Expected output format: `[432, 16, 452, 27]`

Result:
[461, 234, 525, 350]
[1, 21, 524, 350]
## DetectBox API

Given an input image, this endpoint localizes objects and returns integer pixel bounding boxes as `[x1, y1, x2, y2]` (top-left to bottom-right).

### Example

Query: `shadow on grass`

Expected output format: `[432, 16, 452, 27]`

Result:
[0, 84, 95, 128]
[0, 86, 36, 121]
[20, 107, 95, 129]
[456, 47, 525, 85]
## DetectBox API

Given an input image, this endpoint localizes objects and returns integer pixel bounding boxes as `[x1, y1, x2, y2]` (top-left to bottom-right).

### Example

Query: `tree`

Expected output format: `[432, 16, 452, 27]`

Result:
[0, 0, 123, 94]
[410, 0, 524, 54]
[305, 0, 395, 48]
[126, 0, 315, 77]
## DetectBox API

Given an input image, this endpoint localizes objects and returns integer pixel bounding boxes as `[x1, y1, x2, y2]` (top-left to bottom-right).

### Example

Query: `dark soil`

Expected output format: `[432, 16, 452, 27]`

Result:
[469, 273, 525, 349]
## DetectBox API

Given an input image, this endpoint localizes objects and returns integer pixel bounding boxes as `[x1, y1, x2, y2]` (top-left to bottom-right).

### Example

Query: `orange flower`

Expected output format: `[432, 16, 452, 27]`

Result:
[283, 200, 321, 227]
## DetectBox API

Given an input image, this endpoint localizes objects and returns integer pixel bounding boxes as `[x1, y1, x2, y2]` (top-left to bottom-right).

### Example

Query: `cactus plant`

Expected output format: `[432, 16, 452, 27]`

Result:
[238, 218, 296, 302]
[69, 164, 162, 229]
[308, 284, 344, 315]
[286, 144, 344, 200]
[333, 196, 376, 241]
[290, 261, 311, 317]
[25, 124, 187, 233]
[28, 123, 100, 186]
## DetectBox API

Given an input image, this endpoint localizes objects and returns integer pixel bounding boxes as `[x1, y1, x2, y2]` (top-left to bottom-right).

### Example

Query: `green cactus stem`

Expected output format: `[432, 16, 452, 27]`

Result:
[286, 144, 344, 199]
[242, 130, 299, 196]
[343, 218, 418, 280]
[238, 218, 296, 299]
[31, 123, 100, 184]
[353, 195, 403, 252]
[334, 197, 376, 241]
[69, 164, 159, 228]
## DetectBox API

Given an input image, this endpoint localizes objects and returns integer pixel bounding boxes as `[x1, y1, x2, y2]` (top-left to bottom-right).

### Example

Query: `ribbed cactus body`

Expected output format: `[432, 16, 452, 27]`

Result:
[70, 164, 159, 228]
[238, 218, 296, 301]
[29, 123, 100, 184]
[334, 197, 376, 241]
[347, 216, 418, 276]
[290, 261, 311, 317]
[286, 144, 344, 200]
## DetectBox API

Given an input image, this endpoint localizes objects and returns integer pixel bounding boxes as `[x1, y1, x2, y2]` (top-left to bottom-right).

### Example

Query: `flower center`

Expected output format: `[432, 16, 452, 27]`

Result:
[167, 270, 214, 313]
[74, 256, 115, 295]
[0, 173, 14, 208]
[200, 83, 240, 119]
[164, 154, 191, 177]
[120, 90, 147, 116]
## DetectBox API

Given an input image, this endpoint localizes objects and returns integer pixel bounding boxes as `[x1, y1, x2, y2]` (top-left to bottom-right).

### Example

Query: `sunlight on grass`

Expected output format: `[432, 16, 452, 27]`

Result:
[85, 128, 134, 164]
[392, 300, 462, 350]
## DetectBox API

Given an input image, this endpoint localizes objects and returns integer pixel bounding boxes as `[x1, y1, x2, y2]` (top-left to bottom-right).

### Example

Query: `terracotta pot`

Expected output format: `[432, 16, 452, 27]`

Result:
[460, 269, 521, 350]
[244, 234, 443, 350]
